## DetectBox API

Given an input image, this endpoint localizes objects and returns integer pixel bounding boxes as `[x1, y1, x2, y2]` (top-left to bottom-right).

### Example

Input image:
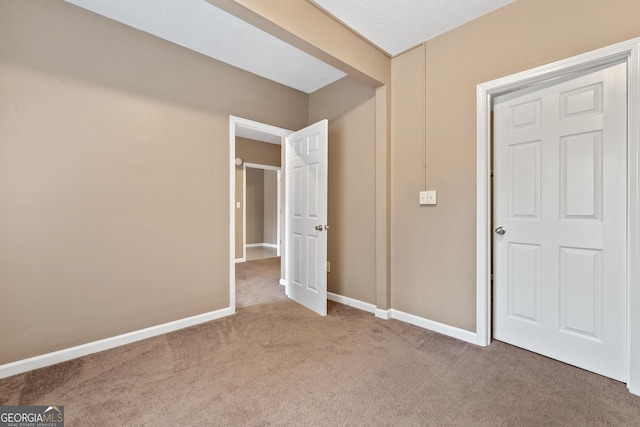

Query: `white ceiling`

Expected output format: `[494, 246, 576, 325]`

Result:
[64, 0, 516, 94]
[64, 0, 347, 93]
[236, 125, 284, 145]
[310, 0, 517, 56]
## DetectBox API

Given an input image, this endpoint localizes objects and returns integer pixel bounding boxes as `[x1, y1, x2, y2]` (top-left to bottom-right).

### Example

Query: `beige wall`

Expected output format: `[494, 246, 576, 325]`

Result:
[391, 45, 429, 318]
[391, 0, 640, 332]
[234, 138, 281, 258]
[309, 77, 377, 303]
[236, 138, 282, 166]
[0, 0, 307, 364]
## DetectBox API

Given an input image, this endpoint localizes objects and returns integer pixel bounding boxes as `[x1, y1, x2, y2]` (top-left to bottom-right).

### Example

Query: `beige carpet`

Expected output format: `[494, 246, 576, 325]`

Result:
[1, 259, 640, 426]
[235, 257, 284, 307]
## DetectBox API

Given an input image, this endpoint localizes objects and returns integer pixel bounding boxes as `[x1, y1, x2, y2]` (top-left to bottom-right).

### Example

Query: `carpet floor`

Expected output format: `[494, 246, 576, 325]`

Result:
[235, 257, 285, 307]
[1, 258, 639, 426]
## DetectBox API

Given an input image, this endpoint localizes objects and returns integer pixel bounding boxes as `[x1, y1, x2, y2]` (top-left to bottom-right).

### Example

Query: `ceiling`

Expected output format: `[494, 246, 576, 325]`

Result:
[310, 0, 516, 56]
[236, 124, 284, 145]
[65, 0, 516, 96]
[64, 0, 347, 93]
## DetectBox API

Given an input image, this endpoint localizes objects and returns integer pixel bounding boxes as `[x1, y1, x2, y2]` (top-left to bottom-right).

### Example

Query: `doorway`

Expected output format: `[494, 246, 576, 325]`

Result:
[229, 116, 329, 315]
[229, 116, 292, 310]
[476, 37, 640, 393]
[241, 164, 281, 262]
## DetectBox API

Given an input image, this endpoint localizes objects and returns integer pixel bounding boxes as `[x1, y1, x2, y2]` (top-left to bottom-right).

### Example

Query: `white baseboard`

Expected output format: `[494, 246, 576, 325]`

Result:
[246, 243, 277, 249]
[375, 308, 392, 320]
[0, 306, 234, 380]
[326, 294, 476, 344]
[235, 257, 246, 263]
[279, 279, 286, 286]
[390, 309, 477, 344]
[327, 292, 376, 314]
[1, 297, 479, 379]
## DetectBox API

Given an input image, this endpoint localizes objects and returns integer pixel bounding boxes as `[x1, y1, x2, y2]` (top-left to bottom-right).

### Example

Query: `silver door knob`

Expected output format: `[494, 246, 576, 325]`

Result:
[495, 226, 506, 235]
[315, 225, 324, 231]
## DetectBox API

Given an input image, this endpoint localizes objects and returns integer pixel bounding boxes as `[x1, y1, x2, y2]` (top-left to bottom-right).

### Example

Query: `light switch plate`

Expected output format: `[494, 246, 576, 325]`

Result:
[426, 190, 437, 205]
[420, 190, 437, 205]
[419, 191, 429, 205]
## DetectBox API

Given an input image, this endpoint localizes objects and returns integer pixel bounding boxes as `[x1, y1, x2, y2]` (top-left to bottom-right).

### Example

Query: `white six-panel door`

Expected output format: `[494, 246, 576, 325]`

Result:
[493, 61, 627, 381]
[285, 120, 328, 316]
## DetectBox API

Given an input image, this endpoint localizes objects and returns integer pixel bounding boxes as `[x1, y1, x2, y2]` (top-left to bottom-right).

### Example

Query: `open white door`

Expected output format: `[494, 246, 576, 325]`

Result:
[285, 119, 328, 316]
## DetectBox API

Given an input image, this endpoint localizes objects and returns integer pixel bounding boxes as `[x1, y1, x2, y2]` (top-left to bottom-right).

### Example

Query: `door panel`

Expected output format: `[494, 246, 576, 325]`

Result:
[285, 120, 328, 316]
[559, 247, 602, 340]
[508, 140, 540, 218]
[508, 243, 540, 323]
[493, 61, 627, 381]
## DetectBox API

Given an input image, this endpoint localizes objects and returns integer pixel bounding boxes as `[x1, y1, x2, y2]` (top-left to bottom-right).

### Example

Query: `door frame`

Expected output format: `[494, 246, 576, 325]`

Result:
[242, 162, 282, 261]
[476, 37, 640, 393]
[229, 116, 292, 310]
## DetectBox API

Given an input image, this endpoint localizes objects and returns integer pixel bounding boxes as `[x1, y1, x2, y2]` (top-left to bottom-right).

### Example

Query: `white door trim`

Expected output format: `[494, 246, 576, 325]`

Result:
[229, 116, 292, 310]
[476, 37, 640, 394]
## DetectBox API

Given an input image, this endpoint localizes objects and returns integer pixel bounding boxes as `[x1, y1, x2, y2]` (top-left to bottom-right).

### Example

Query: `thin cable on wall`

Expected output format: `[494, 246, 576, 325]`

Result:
[422, 42, 428, 192]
